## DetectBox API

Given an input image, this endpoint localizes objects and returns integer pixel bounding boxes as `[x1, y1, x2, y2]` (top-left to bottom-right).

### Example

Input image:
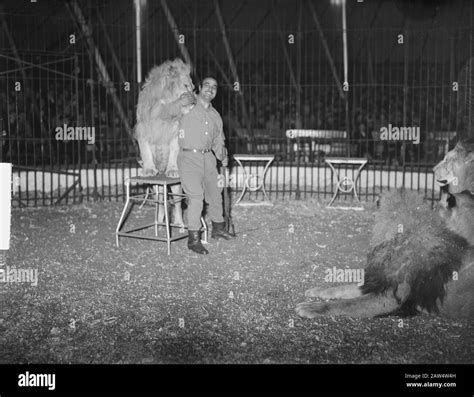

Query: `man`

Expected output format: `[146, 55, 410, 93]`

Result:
[177, 76, 234, 254]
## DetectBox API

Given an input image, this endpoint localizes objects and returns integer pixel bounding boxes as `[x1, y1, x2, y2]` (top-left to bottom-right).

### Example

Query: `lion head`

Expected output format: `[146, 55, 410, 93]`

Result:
[136, 58, 194, 123]
[438, 189, 474, 246]
[433, 138, 474, 194]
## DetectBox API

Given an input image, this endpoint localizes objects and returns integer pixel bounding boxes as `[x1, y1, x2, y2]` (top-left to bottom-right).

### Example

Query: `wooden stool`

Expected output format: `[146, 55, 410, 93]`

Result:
[116, 175, 207, 255]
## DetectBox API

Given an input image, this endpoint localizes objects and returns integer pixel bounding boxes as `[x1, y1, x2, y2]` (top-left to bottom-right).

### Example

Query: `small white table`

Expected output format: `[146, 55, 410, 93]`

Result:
[325, 157, 368, 210]
[233, 154, 275, 206]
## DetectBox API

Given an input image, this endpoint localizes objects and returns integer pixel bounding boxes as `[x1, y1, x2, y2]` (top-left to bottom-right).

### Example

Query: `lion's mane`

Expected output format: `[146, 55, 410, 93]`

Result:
[134, 58, 192, 174]
[363, 189, 468, 314]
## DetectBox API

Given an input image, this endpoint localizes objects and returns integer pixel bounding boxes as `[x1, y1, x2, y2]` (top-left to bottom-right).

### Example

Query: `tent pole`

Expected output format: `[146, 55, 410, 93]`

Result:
[67, 1, 136, 149]
[213, 0, 254, 150]
[134, 0, 142, 84]
[160, 0, 193, 69]
[341, 0, 351, 155]
[308, 0, 345, 101]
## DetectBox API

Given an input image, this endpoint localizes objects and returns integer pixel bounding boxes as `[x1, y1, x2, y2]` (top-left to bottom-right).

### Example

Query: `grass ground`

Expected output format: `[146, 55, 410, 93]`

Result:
[1, 199, 472, 364]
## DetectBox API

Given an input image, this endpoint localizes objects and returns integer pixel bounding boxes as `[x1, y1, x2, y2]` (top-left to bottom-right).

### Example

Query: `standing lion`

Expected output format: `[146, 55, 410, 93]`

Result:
[134, 59, 196, 226]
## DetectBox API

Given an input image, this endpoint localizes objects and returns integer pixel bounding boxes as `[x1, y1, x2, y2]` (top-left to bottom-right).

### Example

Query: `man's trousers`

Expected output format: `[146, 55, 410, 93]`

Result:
[177, 150, 224, 230]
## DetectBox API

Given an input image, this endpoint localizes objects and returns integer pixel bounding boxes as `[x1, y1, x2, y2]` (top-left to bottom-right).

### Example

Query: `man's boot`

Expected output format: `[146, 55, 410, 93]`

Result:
[187, 230, 208, 254]
[211, 221, 233, 240]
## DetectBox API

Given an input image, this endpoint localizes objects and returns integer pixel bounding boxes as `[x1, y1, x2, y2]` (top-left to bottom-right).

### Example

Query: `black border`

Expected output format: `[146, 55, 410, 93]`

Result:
[0, 364, 473, 395]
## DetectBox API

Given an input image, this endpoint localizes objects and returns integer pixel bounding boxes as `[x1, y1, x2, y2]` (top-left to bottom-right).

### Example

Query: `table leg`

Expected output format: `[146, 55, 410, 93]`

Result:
[260, 159, 274, 201]
[352, 164, 366, 203]
[327, 188, 340, 207]
[351, 179, 360, 202]
[116, 180, 131, 247]
[235, 158, 248, 205]
[327, 163, 340, 207]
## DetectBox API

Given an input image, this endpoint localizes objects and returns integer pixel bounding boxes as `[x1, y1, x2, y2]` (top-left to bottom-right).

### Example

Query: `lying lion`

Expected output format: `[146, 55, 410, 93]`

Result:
[296, 139, 474, 319]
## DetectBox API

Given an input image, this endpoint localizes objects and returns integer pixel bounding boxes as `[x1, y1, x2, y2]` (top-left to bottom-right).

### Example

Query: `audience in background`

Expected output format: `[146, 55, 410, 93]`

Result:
[0, 65, 464, 166]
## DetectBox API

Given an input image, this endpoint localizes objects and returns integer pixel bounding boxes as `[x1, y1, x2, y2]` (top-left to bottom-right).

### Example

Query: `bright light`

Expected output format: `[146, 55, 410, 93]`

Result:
[330, 0, 346, 6]
[134, 0, 147, 14]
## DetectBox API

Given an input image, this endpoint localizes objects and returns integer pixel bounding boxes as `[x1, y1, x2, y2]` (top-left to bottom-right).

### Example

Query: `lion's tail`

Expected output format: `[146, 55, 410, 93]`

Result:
[295, 293, 400, 318]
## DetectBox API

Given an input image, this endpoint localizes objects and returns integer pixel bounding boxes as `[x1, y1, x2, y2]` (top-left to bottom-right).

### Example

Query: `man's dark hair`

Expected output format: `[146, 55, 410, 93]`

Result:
[199, 76, 218, 89]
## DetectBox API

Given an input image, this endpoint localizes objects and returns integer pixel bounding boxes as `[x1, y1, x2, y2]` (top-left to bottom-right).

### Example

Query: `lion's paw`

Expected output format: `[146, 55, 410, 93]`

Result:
[305, 285, 361, 300]
[305, 287, 326, 298]
[165, 169, 180, 178]
[305, 286, 342, 300]
[295, 301, 329, 318]
[143, 168, 157, 177]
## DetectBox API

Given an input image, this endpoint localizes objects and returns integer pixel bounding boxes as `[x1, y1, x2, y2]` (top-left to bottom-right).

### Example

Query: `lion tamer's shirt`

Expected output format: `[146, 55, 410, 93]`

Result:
[178, 101, 227, 161]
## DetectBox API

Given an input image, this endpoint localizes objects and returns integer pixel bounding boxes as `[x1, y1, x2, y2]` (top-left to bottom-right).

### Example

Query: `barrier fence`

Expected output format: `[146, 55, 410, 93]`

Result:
[9, 144, 441, 207]
[0, 0, 472, 207]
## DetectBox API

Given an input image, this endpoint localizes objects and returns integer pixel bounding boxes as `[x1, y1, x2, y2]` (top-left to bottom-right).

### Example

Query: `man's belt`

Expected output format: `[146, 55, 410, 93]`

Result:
[182, 148, 211, 154]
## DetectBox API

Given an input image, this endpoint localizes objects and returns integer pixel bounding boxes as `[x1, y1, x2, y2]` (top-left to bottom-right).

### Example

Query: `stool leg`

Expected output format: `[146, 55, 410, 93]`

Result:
[154, 185, 159, 237]
[164, 185, 171, 255]
[139, 186, 151, 209]
[157, 185, 165, 225]
[116, 181, 131, 247]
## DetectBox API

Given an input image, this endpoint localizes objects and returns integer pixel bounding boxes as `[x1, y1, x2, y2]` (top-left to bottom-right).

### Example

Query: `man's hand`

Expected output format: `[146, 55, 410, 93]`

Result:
[159, 92, 196, 120]
[178, 92, 196, 107]
[217, 173, 225, 190]
[221, 156, 229, 167]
